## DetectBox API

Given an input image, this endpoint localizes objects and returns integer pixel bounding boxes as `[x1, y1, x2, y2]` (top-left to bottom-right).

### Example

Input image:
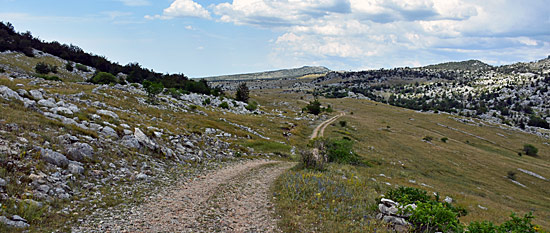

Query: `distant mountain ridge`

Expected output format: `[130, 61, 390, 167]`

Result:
[423, 59, 492, 71]
[201, 66, 330, 81]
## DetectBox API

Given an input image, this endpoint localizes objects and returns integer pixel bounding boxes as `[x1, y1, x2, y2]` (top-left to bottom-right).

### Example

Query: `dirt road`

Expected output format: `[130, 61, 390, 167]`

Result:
[310, 112, 345, 139]
[77, 160, 294, 232]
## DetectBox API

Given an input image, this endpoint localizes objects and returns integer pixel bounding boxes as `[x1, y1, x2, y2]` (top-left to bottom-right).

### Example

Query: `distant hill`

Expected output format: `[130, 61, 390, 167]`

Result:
[423, 59, 492, 71]
[202, 66, 330, 81]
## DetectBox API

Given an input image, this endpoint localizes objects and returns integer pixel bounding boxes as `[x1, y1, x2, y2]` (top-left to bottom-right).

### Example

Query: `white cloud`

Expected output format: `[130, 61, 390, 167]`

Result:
[118, 0, 151, 7]
[146, 0, 210, 20]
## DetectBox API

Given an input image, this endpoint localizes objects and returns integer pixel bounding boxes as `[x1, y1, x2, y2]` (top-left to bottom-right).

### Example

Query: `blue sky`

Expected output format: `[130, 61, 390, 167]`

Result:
[1, 0, 549, 77]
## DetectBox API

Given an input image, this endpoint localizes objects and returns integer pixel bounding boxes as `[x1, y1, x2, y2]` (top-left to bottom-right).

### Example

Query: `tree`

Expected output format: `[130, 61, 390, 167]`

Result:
[89, 72, 117, 85]
[305, 99, 322, 115]
[35, 62, 50, 74]
[235, 83, 250, 103]
[143, 80, 164, 103]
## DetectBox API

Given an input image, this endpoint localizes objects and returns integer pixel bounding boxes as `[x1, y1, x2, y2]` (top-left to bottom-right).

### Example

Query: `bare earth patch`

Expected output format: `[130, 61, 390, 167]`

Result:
[77, 159, 294, 232]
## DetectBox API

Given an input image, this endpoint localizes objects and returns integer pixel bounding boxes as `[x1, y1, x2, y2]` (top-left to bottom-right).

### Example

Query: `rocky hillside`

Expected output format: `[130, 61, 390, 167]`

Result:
[315, 57, 550, 138]
[0, 50, 314, 231]
[202, 66, 330, 81]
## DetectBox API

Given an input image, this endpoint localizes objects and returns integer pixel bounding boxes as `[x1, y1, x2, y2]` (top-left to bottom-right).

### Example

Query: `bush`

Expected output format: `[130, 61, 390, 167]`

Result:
[507, 171, 516, 180]
[441, 137, 448, 143]
[34, 62, 58, 74]
[245, 101, 258, 111]
[528, 115, 549, 129]
[235, 83, 250, 103]
[65, 62, 74, 72]
[203, 98, 211, 105]
[467, 221, 498, 232]
[523, 144, 538, 156]
[36, 74, 61, 81]
[219, 101, 229, 109]
[89, 72, 117, 85]
[339, 120, 347, 127]
[409, 201, 463, 233]
[304, 99, 322, 115]
[384, 186, 431, 205]
[143, 80, 164, 100]
[423, 136, 433, 142]
[0, 67, 5, 73]
[165, 88, 182, 98]
[468, 212, 540, 233]
[325, 137, 361, 165]
[75, 63, 89, 72]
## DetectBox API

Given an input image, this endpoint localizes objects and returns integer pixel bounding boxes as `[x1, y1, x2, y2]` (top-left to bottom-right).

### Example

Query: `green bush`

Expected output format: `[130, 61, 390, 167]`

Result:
[325, 137, 361, 165]
[235, 83, 250, 103]
[523, 144, 538, 156]
[0, 67, 5, 73]
[65, 62, 74, 72]
[467, 221, 498, 232]
[468, 212, 541, 233]
[35, 62, 56, 74]
[219, 101, 229, 109]
[339, 120, 347, 127]
[89, 72, 117, 84]
[36, 74, 61, 81]
[384, 186, 431, 205]
[245, 101, 258, 111]
[143, 80, 164, 100]
[441, 137, 448, 143]
[423, 136, 433, 142]
[409, 201, 463, 233]
[507, 171, 516, 180]
[75, 63, 89, 72]
[165, 88, 182, 98]
[203, 98, 211, 105]
[304, 99, 322, 115]
[528, 115, 549, 129]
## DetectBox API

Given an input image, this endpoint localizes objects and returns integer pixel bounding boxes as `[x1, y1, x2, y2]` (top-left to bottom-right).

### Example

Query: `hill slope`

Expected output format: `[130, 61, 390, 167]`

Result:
[423, 59, 493, 71]
[202, 66, 330, 81]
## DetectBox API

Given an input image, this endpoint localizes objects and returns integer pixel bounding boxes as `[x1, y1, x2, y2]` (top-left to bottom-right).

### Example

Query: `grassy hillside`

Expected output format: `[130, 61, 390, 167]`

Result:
[424, 60, 493, 71]
[266, 90, 550, 231]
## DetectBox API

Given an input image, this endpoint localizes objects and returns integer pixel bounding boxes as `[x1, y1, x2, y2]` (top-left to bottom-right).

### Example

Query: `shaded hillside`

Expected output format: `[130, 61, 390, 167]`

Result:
[202, 66, 330, 81]
[424, 60, 493, 71]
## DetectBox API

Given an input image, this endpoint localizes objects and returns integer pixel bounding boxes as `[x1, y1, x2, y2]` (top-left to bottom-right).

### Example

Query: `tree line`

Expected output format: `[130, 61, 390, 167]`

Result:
[0, 21, 218, 95]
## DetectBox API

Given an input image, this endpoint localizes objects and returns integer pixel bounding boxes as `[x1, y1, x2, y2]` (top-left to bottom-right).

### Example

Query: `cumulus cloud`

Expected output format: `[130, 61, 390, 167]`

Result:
[145, 0, 210, 20]
[154, 0, 550, 69]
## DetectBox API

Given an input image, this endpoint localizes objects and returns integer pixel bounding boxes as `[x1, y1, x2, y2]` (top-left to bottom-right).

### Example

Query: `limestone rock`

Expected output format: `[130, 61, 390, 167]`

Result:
[101, 126, 118, 139]
[0, 85, 23, 101]
[40, 148, 68, 168]
[29, 89, 44, 100]
[97, 110, 119, 119]
[134, 128, 156, 149]
[0, 216, 29, 228]
[51, 107, 73, 115]
[121, 135, 141, 149]
[38, 98, 56, 108]
[66, 142, 94, 162]
[68, 161, 85, 175]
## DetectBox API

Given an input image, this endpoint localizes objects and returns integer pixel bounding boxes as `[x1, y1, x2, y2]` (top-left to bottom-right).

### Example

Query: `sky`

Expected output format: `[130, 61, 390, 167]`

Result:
[1, 0, 549, 78]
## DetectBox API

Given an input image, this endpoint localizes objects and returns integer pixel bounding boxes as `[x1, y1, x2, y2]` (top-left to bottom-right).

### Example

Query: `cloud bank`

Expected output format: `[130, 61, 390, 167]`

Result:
[154, 0, 550, 69]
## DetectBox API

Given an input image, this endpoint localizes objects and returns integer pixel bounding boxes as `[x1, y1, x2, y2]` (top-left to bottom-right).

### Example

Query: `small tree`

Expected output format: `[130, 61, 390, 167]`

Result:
[143, 80, 164, 103]
[305, 99, 322, 115]
[65, 62, 74, 72]
[35, 62, 50, 74]
[235, 83, 250, 103]
[523, 144, 538, 156]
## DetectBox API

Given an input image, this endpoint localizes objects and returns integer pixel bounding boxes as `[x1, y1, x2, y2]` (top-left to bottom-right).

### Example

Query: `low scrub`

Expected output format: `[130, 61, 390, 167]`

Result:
[89, 72, 117, 85]
[523, 144, 538, 156]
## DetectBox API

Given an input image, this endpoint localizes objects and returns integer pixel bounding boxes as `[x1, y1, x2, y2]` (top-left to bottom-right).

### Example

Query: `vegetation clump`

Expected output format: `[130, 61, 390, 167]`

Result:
[304, 99, 322, 115]
[245, 101, 258, 111]
[219, 101, 229, 109]
[34, 62, 57, 74]
[89, 72, 118, 85]
[143, 80, 164, 103]
[523, 144, 538, 156]
[235, 83, 250, 103]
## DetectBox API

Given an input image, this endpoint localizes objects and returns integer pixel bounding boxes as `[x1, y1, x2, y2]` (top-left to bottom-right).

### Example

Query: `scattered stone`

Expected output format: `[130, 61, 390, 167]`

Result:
[444, 196, 453, 204]
[38, 98, 56, 108]
[478, 205, 488, 210]
[121, 135, 141, 149]
[100, 126, 118, 139]
[97, 110, 119, 119]
[134, 128, 157, 149]
[40, 148, 69, 168]
[0, 85, 23, 101]
[0, 216, 29, 228]
[66, 142, 94, 162]
[29, 89, 44, 100]
[17, 89, 28, 97]
[51, 107, 73, 115]
[68, 162, 85, 175]
[0, 178, 6, 187]
[136, 173, 148, 180]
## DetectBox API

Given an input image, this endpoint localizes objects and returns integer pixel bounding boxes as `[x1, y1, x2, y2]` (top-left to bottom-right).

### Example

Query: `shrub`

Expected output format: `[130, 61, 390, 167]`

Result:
[0, 67, 5, 73]
[441, 137, 448, 143]
[339, 120, 347, 127]
[36, 74, 61, 81]
[219, 101, 229, 109]
[203, 98, 211, 105]
[408, 201, 463, 233]
[235, 83, 250, 103]
[304, 99, 322, 115]
[143, 80, 164, 100]
[468, 212, 540, 233]
[384, 186, 431, 205]
[165, 88, 182, 98]
[523, 144, 538, 156]
[34, 62, 51, 74]
[527, 115, 549, 129]
[423, 136, 433, 142]
[467, 221, 498, 232]
[507, 171, 516, 180]
[245, 101, 258, 111]
[325, 137, 361, 165]
[89, 72, 117, 85]
[65, 62, 74, 72]
[75, 63, 89, 72]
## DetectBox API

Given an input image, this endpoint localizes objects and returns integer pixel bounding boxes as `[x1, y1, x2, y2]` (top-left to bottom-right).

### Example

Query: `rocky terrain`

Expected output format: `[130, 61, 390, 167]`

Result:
[202, 66, 329, 81]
